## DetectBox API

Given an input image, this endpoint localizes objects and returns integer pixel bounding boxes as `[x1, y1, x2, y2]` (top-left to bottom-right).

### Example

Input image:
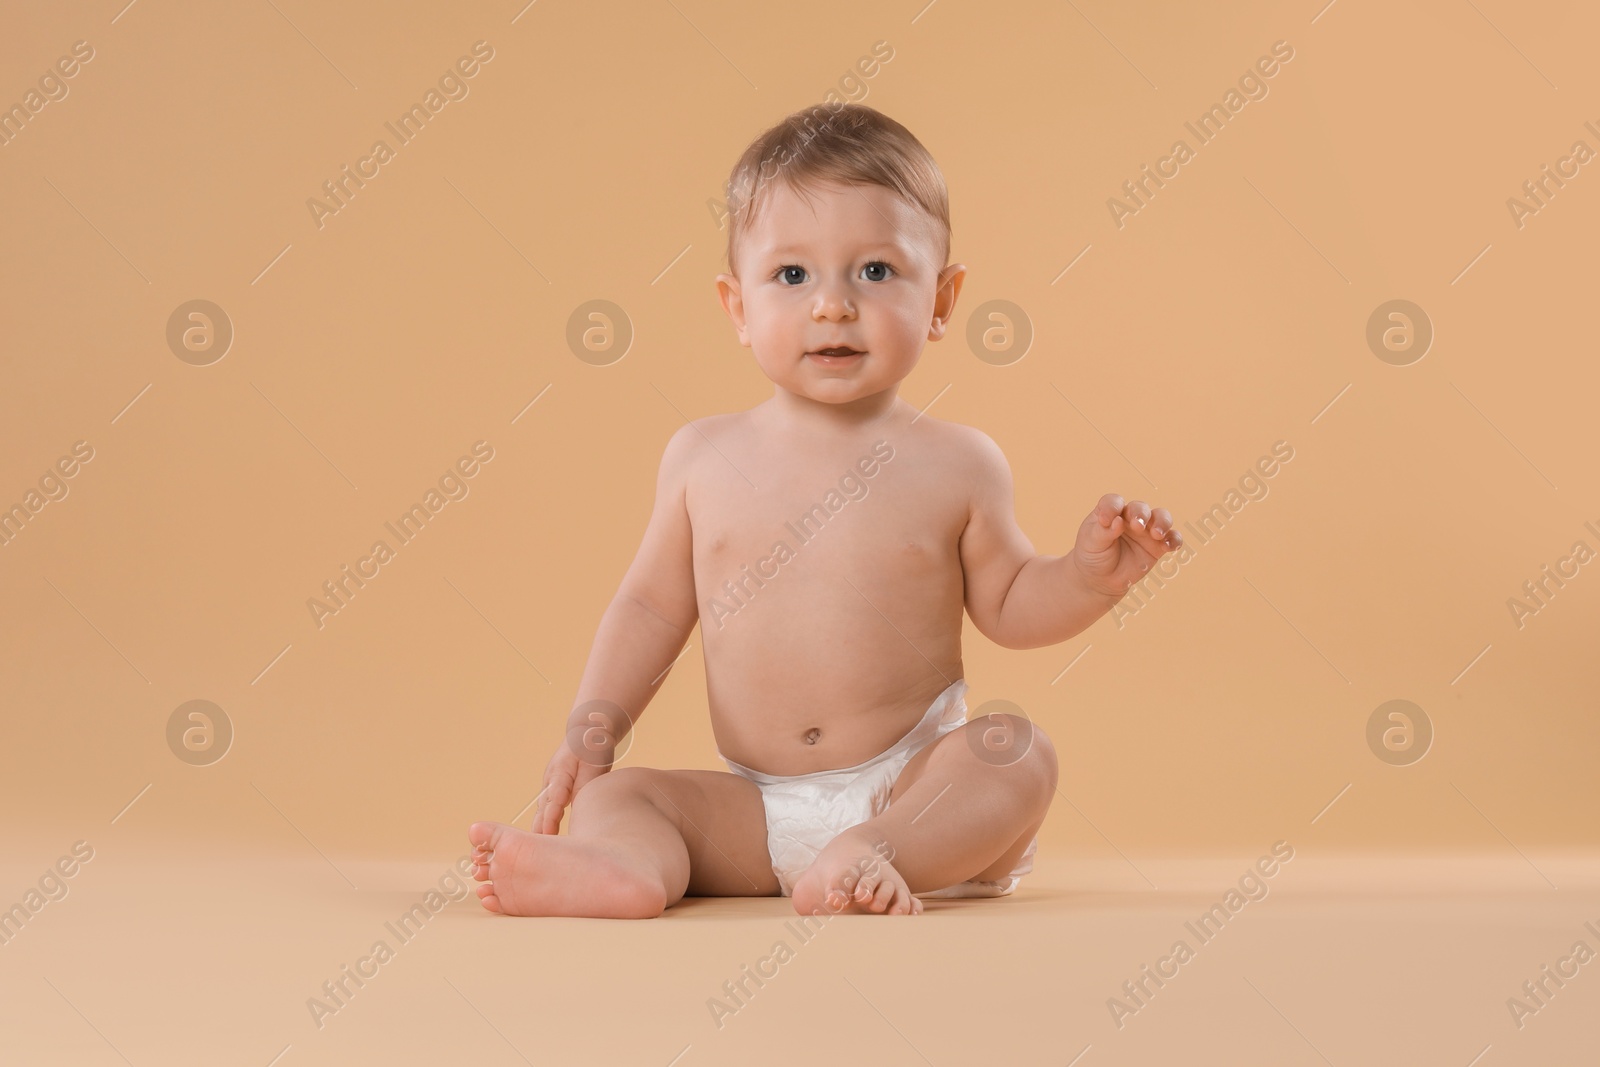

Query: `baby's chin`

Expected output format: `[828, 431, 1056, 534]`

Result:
[783, 380, 910, 409]
[751, 354, 917, 399]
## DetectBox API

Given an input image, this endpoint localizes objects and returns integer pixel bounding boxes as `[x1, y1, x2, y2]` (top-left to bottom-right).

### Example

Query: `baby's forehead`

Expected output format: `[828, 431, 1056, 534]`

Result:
[758, 177, 909, 217]
[741, 181, 940, 253]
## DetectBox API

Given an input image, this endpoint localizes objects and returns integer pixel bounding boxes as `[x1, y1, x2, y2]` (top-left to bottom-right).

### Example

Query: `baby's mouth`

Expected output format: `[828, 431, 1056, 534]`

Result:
[807, 347, 864, 359]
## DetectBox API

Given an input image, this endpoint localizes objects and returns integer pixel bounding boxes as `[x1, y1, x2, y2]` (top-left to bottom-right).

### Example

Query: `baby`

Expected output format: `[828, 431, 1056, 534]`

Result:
[469, 103, 1181, 918]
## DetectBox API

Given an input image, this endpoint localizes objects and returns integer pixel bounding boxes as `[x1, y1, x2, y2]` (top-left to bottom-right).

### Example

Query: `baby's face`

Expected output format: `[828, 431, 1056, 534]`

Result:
[717, 180, 963, 408]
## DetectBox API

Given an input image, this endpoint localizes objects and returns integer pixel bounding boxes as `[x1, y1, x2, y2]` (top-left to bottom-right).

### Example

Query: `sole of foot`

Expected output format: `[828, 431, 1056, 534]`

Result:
[467, 820, 670, 919]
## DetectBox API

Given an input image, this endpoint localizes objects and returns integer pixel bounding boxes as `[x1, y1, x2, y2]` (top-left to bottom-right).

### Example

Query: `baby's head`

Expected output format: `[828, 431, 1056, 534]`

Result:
[715, 104, 965, 410]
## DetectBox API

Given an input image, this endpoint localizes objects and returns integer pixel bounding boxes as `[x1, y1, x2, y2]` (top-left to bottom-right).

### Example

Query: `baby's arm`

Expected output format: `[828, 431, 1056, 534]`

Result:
[535, 424, 701, 831]
[573, 421, 701, 729]
[956, 428, 1181, 649]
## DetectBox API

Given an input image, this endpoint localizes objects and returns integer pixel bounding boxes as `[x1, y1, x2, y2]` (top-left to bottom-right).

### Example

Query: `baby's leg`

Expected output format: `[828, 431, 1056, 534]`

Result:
[791, 716, 1057, 915]
[469, 767, 779, 918]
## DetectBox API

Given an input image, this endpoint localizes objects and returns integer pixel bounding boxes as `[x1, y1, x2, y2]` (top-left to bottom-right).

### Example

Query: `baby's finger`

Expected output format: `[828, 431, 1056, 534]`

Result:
[1079, 496, 1126, 552]
[1093, 493, 1126, 527]
[541, 779, 567, 828]
[1148, 507, 1174, 539]
[1145, 511, 1182, 553]
[537, 781, 569, 835]
[1120, 499, 1152, 533]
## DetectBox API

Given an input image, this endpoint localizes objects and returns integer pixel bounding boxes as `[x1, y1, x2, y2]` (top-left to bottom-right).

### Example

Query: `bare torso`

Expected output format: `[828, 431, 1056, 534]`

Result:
[687, 398, 975, 776]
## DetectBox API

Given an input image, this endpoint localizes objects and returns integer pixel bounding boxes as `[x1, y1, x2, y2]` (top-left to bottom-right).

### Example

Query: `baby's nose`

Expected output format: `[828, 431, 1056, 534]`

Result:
[812, 294, 856, 319]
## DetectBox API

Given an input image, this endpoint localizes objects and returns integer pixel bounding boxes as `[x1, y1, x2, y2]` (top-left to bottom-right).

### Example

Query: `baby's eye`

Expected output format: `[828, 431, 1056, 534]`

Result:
[774, 265, 807, 285]
[861, 260, 894, 282]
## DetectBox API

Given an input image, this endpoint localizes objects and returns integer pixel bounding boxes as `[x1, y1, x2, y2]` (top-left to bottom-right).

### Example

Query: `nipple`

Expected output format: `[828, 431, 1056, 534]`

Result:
[804, 727, 821, 745]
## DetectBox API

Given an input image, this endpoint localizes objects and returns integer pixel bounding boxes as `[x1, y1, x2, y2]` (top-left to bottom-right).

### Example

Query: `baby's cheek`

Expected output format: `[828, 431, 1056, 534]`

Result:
[761, 323, 804, 354]
[892, 305, 933, 344]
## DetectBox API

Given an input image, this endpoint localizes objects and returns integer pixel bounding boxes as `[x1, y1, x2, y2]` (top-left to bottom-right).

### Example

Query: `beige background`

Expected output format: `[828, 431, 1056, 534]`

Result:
[2, 0, 1598, 1063]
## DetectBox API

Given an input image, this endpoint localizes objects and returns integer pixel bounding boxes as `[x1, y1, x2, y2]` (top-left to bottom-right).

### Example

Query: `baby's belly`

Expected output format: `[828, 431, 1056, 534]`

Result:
[698, 564, 966, 776]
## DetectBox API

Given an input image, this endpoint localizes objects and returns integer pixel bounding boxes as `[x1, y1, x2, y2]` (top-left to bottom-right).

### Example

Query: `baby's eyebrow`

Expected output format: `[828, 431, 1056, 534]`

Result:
[763, 242, 905, 258]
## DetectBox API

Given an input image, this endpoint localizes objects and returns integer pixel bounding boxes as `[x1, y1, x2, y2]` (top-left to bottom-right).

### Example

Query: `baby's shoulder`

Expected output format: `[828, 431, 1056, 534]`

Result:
[657, 411, 747, 475]
[906, 413, 1007, 471]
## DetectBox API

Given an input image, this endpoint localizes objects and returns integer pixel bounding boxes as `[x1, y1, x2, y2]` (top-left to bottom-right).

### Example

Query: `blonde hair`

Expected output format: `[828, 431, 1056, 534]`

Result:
[722, 103, 950, 277]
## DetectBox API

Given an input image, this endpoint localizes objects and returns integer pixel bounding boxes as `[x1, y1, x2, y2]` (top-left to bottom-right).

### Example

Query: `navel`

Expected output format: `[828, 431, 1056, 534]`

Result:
[803, 727, 821, 745]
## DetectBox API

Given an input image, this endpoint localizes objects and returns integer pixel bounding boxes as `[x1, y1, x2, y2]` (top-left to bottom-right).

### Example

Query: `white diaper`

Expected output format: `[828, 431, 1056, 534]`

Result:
[718, 678, 1038, 899]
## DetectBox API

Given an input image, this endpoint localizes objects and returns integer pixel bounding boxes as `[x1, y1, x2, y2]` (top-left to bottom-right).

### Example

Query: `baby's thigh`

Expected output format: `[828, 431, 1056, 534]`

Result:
[608, 766, 779, 897]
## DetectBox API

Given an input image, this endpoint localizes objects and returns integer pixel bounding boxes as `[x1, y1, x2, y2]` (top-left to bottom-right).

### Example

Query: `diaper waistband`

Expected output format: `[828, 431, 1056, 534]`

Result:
[719, 677, 969, 785]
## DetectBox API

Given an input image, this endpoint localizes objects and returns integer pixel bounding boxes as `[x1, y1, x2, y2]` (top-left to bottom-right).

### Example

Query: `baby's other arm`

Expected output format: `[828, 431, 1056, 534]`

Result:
[564, 423, 702, 760]
[955, 429, 1181, 649]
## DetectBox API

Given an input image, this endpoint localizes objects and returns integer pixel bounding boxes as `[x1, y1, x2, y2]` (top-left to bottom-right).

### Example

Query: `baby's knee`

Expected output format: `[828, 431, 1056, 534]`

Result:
[1024, 722, 1059, 784]
[571, 765, 655, 810]
[582, 765, 657, 795]
[964, 714, 1057, 784]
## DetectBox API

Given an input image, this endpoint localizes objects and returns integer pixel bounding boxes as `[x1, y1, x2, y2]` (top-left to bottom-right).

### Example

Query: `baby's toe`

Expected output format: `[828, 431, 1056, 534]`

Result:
[475, 883, 503, 913]
[850, 871, 882, 904]
[826, 873, 861, 908]
[889, 889, 918, 915]
[868, 879, 896, 912]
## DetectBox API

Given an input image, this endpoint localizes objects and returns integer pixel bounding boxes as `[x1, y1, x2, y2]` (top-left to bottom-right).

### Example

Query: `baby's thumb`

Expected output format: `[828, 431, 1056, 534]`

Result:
[535, 781, 569, 834]
[1079, 509, 1122, 553]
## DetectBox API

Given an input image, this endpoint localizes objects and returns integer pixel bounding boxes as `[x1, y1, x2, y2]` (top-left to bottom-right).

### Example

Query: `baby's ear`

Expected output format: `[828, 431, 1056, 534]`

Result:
[714, 273, 750, 345]
[927, 263, 967, 340]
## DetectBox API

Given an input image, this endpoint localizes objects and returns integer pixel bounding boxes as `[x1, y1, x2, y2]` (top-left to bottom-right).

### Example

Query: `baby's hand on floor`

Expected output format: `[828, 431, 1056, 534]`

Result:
[1071, 493, 1184, 599]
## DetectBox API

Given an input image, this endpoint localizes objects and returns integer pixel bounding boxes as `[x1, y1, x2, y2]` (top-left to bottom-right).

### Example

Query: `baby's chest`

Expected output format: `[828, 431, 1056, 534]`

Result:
[691, 491, 958, 580]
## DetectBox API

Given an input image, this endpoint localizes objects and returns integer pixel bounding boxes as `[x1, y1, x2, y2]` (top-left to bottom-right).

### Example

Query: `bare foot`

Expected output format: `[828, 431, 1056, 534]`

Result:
[790, 826, 923, 916]
[467, 821, 669, 919]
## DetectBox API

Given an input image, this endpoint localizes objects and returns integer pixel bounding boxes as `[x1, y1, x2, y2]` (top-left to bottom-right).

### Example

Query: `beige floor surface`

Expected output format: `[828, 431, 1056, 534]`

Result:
[3, 841, 1598, 1066]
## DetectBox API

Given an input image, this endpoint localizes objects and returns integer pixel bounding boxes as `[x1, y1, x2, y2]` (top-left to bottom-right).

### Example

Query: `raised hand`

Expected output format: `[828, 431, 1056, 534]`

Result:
[1071, 493, 1184, 599]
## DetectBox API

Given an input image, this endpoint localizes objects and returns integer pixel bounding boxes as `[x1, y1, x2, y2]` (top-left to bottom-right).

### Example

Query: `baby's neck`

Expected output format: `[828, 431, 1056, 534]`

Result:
[764, 385, 904, 437]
